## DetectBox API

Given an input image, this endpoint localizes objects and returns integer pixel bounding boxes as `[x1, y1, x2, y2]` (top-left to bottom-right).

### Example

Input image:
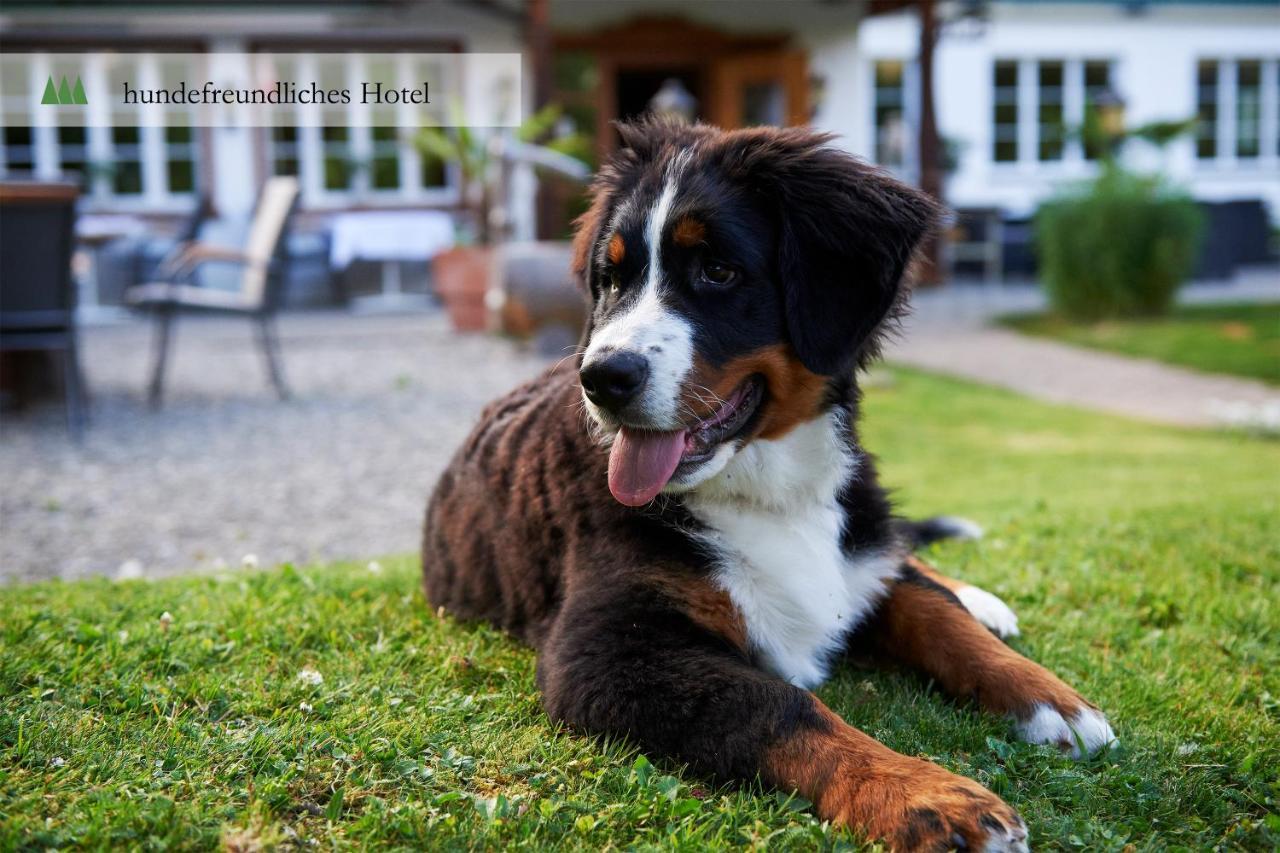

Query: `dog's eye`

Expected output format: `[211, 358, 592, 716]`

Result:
[700, 260, 738, 287]
[605, 270, 621, 296]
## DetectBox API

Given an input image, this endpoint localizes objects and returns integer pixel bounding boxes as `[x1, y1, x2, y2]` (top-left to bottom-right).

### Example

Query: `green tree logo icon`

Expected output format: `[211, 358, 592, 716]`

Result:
[40, 76, 88, 105]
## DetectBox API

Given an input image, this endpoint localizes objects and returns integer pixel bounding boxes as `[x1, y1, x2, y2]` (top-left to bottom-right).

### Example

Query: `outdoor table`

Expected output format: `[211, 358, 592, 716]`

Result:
[328, 210, 456, 312]
[76, 214, 147, 324]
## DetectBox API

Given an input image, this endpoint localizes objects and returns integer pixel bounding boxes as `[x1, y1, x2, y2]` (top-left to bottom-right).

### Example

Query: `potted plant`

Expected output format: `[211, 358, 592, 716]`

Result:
[416, 107, 587, 332]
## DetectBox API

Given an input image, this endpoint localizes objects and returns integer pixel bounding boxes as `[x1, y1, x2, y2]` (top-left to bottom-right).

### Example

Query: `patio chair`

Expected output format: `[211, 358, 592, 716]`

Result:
[126, 177, 299, 406]
[0, 180, 88, 440]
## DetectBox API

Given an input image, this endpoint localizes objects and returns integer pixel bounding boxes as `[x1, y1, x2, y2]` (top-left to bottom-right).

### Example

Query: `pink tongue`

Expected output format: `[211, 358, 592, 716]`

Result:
[608, 427, 688, 506]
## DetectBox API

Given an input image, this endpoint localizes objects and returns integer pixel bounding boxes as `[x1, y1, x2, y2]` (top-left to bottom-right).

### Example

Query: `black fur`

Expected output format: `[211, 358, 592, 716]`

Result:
[422, 121, 1040, 849]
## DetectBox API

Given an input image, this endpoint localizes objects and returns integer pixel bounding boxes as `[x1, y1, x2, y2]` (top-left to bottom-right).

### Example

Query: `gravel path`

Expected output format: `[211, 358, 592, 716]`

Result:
[886, 324, 1280, 429]
[0, 311, 550, 584]
[890, 274, 1280, 430]
[3, 275, 1276, 583]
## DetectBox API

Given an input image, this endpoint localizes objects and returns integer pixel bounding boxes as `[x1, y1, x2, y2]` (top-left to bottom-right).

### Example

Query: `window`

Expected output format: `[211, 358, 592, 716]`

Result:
[1082, 61, 1112, 161]
[158, 57, 198, 195]
[0, 52, 200, 203]
[55, 125, 89, 185]
[1037, 61, 1065, 161]
[992, 61, 1019, 163]
[1237, 60, 1261, 159]
[873, 60, 909, 168]
[267, 58, 302, 179]
[321, 125, 353, 191]
[2, 127, 35, 174]
[259, 51, 455, 205]
[1197, 58, 1279, 164]
[0, 59, 35, 175]
[270, 124, 302, 177]
[992, 58, 1115, 165]
[1196, 61, 1219, 159]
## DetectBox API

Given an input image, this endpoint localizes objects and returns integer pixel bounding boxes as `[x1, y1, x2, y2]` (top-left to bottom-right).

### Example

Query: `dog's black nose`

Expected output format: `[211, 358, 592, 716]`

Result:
[580, 351, 649, 412]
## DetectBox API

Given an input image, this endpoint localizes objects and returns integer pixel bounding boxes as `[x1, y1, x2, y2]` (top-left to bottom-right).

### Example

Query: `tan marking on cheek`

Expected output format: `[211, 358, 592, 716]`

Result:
[607, 233, 626, 265]
[672, 216, 706, 248]
[681, 345, 828, 440]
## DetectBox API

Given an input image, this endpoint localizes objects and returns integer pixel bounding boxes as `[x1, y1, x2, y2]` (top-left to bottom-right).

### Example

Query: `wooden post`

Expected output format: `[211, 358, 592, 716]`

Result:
[526, 0, 552, 110]
[525, 0, 557, 239]
[917, 0, 945, 285]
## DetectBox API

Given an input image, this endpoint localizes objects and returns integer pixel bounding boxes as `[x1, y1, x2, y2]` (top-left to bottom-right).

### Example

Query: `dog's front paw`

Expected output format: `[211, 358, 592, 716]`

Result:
[834, 760, 1029, 852]
[954, 583, 1020, 639]
[1015, 702, 1117, 758]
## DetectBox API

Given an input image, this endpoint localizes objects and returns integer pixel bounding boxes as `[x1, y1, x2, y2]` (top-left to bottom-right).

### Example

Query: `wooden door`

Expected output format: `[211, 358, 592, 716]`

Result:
[708, 50, 809, 129]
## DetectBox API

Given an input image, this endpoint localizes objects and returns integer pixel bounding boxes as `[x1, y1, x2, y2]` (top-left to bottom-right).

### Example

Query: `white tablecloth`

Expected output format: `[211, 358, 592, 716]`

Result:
[77, 214, 148, 242]
[329, 210, 456, 269]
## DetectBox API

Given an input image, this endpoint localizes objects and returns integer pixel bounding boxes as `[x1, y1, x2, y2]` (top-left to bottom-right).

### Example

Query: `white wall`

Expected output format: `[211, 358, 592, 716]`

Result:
[854, 3, 1280, 219]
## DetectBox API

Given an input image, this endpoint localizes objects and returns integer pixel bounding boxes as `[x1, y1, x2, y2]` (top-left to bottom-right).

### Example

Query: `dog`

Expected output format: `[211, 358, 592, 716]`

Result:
[423, 120, 1115, 850]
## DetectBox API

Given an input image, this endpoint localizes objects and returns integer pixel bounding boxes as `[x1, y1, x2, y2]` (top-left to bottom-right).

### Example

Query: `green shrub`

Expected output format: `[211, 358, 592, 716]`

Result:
[1034, 166, 1204, 320]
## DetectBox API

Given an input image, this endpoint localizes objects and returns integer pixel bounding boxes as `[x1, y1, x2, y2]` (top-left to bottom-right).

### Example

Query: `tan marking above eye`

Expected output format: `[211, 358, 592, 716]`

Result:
[607, 233, 626, 265]
[672, 217, 707, 248]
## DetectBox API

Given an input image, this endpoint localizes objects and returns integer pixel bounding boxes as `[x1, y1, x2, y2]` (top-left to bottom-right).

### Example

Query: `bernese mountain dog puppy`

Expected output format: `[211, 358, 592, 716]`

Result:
[423, 119, 1115, 851]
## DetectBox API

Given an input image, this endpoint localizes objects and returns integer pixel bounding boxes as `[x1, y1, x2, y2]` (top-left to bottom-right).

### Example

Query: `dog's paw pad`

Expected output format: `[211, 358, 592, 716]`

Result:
[1015, 704, 1117, 758]
[955, 584, 1020, 639]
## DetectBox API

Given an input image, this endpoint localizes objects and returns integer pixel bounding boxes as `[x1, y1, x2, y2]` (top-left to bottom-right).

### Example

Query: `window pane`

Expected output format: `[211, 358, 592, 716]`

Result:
[1, 60, 32, 175]
[112, 125, 143, 195]
[164, 120, 197, 194]
[2, 126, 35, 174]
[1037, 61, 1064, 161]
[322, 125, 351, 191]
[1237, 60, 1261, 159]
[371, 125, 400, 190]
[421, 152, 446, 189]
[318, 57, 353, 191]
[874, 60, 906, 167]
[160, 58, 198, 195]
[272, 125, 300, 177]
[57, 124, 88, 186]
[992, 60, 1019, 163]
[1083, 60, 1113, 160]
[1196, 60, 1218, 160]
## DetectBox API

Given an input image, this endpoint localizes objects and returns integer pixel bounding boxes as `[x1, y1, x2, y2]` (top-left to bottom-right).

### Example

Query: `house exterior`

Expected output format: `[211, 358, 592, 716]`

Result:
[854, 1, 1280, 218]
[1, 1, 1276, 258]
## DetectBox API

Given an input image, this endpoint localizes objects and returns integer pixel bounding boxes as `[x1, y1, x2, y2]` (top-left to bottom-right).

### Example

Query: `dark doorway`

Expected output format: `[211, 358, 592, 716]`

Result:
[615, 67, 702, 124]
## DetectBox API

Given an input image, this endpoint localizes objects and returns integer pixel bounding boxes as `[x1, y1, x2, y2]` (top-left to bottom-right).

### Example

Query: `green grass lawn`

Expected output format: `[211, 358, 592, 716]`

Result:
[1001, 302, 1280, 385]
[3, 369, 1278, 851]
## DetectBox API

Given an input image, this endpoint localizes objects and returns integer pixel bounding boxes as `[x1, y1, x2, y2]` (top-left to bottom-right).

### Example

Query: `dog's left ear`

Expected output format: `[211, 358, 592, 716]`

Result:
[747, 132, 940, 375]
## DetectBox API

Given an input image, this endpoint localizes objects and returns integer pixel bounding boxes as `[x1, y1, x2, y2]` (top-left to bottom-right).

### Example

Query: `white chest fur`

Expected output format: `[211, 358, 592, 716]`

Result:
[685, 415, 900, 689]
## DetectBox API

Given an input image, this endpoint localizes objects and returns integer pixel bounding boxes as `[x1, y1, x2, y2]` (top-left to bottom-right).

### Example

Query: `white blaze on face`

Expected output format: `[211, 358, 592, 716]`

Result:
[582, 160, 695, 431]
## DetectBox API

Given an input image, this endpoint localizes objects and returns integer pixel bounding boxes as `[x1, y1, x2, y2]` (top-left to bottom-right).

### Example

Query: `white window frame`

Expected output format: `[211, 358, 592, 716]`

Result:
[3, 52, 198, 212]
[990, 56, 1118, 175]
[868, 57, 919, 181]
[1195, 56, 1280, 172]
[271, 52, 461, 210]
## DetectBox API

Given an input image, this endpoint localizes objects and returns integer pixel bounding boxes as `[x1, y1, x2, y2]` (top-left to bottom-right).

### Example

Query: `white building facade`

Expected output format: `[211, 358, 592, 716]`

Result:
[842, 2, 1280, 219]
[2, 0, 1276, 227]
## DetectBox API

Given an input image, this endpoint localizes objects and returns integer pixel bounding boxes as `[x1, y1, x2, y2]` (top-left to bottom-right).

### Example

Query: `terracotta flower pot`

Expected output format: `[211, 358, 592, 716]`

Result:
[432, 246, 493, 332]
